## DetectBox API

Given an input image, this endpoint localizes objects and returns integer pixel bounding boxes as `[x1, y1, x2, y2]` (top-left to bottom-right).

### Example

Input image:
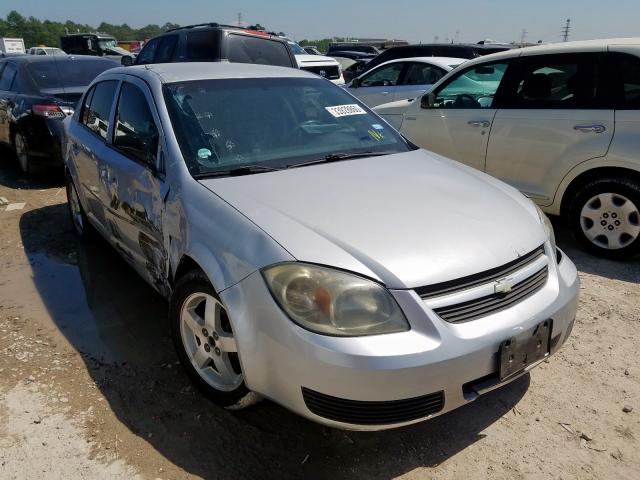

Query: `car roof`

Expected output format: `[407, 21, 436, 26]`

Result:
[371, 56, 467, 70]
[3, 55, 117, 64]
[461, 37, 640, 67]
[103, 62, 317, 84]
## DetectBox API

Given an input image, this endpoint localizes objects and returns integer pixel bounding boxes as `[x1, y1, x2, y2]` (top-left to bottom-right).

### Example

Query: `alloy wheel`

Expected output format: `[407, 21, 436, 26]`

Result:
[15, 133, 28, 173]
[179, 293, 243, 392]
[68, 182, 84, 234]
[580, 192, 640, 250]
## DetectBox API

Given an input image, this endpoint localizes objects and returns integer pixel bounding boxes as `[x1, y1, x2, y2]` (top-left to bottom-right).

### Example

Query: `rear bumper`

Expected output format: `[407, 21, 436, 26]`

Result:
[19, 117, 64, 167]
[221, 245, 580, 430]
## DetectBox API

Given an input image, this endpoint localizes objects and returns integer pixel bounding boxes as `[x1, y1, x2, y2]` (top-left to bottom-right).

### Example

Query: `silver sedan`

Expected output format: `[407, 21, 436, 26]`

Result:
[63, 63, 579, 430]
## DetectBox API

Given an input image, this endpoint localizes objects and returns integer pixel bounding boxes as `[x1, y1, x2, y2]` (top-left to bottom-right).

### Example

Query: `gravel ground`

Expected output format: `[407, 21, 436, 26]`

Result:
[0, 154, 638, 480]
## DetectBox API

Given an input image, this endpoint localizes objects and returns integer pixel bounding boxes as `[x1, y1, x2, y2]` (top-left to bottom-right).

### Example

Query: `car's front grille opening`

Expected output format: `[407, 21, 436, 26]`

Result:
[416, 246, 545, 299]
[302, 387, 444, 425]
[433, 266, 548, 323]
[301, 65, 341, 79]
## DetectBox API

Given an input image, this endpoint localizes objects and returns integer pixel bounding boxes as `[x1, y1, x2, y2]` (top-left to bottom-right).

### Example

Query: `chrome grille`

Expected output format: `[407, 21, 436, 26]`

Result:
[432, 267, 548, 323]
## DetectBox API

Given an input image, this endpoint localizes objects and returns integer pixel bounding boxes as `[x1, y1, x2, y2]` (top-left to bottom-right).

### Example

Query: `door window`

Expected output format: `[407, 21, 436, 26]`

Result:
[503, 54, 599, 109]
[0, 63, 17, 91]
[136, 38, 160, 64]
[113, 82, 159, 167]
[360, 63, 404, 87]
[226, 35, 292, 67]
[186, 30, 219, 61]
[154, 35, 178, 63]
[82, 80, 118, 140]
[617, 53, 640, 109]
[432, 62, 508, 108]
[402, 63, 446, 85]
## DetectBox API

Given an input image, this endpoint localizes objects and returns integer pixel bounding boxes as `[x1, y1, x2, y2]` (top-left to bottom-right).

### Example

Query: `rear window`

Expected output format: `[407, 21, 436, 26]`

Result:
[28, 59, 117, 89]
[186, 30, 219, 61]
[226, 34, 293, 67]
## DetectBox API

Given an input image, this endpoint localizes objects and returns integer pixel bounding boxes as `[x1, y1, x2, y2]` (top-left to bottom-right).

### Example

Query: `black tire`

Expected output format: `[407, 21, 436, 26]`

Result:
[65, 173, 97, 241]
[170, 269, 249, 407]
[14, 131, 35, 176]
[568, 177, 640, 259]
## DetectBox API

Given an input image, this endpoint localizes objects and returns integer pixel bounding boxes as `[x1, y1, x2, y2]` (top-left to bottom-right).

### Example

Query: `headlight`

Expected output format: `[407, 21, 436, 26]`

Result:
[262, 263, 409, 336]
[535, 205, 556, 251]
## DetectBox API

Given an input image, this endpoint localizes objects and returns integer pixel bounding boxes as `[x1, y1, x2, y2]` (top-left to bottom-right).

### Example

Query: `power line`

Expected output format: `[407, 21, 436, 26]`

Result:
[561, 18, 571, 42]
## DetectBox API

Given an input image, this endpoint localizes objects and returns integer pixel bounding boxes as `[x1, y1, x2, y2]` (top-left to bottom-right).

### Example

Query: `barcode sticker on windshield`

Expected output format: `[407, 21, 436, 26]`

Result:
[325, 104, 367, 118]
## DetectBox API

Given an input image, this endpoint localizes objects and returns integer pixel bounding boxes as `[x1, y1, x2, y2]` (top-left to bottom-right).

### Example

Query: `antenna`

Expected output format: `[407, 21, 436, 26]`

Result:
[561, 18, 571, 42]
[434, 35, 439, 43]
[520, 29, 528, 47]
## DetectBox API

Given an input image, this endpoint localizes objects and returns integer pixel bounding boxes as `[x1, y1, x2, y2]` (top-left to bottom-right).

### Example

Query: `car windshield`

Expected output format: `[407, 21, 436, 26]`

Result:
[28, 59, 117, 89]
[287, 42, 307, 55]
[164, 77, 412, 177]
[98, 38, 117, 50]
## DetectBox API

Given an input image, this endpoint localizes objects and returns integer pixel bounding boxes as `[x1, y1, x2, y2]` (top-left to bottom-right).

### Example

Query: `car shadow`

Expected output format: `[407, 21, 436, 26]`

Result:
[20, 203, 531, 480]
[551, 216, 640, 284]
[0, 145, 64, 190]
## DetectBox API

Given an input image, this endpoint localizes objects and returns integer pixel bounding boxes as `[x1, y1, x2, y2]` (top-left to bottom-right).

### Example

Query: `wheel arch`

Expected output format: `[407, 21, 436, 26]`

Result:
[559, 166, 640, 217]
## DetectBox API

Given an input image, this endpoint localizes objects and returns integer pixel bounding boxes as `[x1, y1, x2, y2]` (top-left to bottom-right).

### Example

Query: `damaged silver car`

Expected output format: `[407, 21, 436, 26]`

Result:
[63, 63, 579, 430]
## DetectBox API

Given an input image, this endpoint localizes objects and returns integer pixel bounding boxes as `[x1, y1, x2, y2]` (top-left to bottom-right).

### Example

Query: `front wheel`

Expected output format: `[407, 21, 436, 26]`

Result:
[65, 174, 96, 241]
[568, 177, 640, 259]
[170, 270, 249, 406]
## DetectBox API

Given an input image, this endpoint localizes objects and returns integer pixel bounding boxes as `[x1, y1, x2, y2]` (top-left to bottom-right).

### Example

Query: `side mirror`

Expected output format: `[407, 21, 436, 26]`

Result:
[351, 78, 360, 88]
[420, 92, 436, 109]
[121, 55, 134, 67]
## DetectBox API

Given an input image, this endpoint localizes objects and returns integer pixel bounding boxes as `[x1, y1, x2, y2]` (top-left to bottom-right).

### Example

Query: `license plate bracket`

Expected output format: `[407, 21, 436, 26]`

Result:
[499, 320, 552, 382]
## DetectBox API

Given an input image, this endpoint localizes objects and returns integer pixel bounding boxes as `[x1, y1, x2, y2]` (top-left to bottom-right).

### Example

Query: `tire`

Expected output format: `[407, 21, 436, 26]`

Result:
[568, 177, 640, 259]
[170, 270, 249, 407]
[14, 131, 34, 175]
[65, 174, 97, 241]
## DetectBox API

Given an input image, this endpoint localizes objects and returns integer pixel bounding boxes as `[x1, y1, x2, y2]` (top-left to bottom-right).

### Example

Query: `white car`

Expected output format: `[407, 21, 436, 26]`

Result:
[28, 46, 66, 56]
[287, 40, 345, 85]
[374, 38, 640, 258]
[345, 57, 466, 107]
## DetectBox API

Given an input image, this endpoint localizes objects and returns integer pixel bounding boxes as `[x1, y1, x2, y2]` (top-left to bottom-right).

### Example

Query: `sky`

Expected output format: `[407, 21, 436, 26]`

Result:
[2, 0, 639, 44]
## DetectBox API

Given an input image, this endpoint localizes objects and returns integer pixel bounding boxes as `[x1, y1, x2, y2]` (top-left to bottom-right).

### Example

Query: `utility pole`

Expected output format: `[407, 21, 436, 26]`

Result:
[434, 35, 439, 43]
[561, 19, 571, 42]
[520, 29, 528, 47]
[237, 12, 243, 27]
[455, 30, 460, 43]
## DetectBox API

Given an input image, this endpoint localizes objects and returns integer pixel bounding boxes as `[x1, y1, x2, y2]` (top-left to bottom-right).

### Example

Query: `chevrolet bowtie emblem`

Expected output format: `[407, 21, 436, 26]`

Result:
[494, 278, 514, 295]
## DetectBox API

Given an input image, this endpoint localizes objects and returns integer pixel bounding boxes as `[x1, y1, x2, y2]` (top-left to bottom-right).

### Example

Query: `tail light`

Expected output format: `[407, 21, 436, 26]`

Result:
[32, 104, 67, 119]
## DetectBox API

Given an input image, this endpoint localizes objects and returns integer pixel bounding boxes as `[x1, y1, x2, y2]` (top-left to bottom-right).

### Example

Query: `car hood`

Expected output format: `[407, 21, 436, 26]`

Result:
[373, 98, 415, 115]
[295, 54, 340, 66]
[199, 149, 546, 289]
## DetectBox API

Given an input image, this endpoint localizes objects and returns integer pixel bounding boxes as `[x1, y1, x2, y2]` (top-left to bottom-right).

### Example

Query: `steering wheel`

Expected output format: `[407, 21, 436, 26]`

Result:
[453, 93, 481, 108]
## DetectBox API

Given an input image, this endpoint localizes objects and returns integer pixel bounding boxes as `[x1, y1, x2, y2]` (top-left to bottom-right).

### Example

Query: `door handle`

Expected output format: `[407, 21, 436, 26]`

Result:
[468, 120, 491, 128]
[574, 124, 606, 134]
[381, 91, 390, 95]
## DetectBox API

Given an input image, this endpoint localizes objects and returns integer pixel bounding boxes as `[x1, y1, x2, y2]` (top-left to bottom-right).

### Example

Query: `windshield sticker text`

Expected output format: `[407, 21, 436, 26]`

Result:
[325, 104, 367, 118]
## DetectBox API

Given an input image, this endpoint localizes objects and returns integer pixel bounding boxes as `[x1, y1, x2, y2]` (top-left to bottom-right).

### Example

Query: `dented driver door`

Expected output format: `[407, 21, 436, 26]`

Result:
[98, 78, 169, 292]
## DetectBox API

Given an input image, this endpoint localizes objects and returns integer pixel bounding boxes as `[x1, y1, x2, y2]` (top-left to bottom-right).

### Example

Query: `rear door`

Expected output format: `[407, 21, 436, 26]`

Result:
[349, 62, 405, 107]
[99, 78, 167, 288]
[401, 61, 510, 171]
[68, 79, 119, 231]
[485, 52, 613, 204]
[393, 62, 447, 102]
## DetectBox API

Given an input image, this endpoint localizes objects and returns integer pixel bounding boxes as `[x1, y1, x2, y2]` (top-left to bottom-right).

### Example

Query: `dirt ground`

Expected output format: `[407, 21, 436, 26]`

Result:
[0, 151, 638, 480]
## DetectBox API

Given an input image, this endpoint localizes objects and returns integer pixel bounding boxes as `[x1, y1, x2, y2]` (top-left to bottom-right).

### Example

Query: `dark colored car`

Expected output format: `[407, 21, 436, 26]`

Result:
[326, 43, 380, 56]
[123, 23, 297, 68]
[361, 43, 516, 74]
[0, 55, 118, 175]
[60, 33, 128, 57]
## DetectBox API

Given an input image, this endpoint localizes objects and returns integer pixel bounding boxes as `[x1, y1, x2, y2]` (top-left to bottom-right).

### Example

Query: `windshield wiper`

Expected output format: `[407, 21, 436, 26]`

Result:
[194, 165, 282, 178]
[287, 151, 396, 169]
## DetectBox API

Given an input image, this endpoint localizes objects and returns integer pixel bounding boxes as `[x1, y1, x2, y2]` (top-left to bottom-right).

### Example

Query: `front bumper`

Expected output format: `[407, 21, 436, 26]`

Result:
[220, 246, 579, 431]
